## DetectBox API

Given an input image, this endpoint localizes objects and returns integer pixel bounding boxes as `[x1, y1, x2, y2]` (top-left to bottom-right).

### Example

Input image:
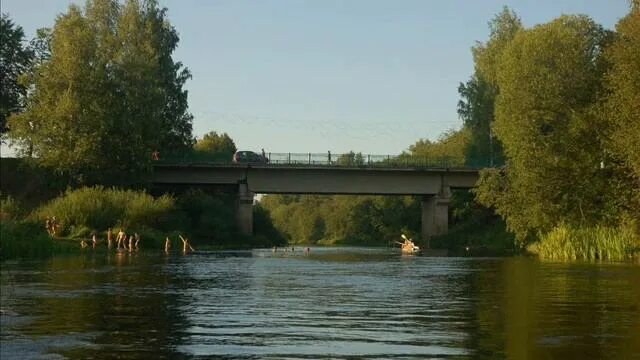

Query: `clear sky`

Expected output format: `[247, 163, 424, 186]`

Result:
[2, 0, 631, 155]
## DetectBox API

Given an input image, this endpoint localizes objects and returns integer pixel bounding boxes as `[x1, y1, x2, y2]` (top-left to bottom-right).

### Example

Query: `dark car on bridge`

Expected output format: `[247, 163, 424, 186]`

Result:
[232, 151, 269, 164]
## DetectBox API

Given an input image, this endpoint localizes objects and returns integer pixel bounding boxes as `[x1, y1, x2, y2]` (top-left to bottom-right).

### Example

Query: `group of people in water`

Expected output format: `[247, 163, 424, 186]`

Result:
[78, 228, 195, 254]
[43, 218, 196, 254]
[272, 246, 311, 255]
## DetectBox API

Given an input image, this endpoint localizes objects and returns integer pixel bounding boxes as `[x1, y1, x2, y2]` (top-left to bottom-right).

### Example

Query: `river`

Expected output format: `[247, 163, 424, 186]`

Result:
[1, 247, 639, 359]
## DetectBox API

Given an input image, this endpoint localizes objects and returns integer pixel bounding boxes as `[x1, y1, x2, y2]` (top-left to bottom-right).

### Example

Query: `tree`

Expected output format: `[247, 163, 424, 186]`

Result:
[0, 14, 33, 136]
[605, 3, 640, 181]
[601, 2, 640, 229]
[336, 151, 364, 166]
[7, 0, 193, 184]
[408, 128, 469, 166]
[194, 131, 236, 159]
[476, 15, 613, 243]
[458, 7, 522, 167]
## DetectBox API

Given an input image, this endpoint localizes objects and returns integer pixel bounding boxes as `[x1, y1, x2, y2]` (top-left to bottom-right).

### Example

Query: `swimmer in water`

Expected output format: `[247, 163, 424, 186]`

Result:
[165, 237, 171, 253]
[179, 235, 195, 253]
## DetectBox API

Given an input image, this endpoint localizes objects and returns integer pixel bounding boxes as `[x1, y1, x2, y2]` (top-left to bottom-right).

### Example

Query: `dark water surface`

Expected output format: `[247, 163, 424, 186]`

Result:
[1, 248, 639, 359]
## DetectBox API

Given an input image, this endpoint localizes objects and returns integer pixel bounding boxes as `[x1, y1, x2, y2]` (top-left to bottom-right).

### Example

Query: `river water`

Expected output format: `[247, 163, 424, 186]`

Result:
[1, 247, 639, 359]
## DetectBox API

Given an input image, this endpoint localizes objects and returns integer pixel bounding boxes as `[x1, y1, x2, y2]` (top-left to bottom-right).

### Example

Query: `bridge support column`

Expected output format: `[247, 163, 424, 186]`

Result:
[236, 183, 254, 235]
[421, 189, 450, 248]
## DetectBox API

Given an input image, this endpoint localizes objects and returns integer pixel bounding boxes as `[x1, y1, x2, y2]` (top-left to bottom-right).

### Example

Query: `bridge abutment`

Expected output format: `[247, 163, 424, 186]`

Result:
[421, 187, 450, 248]
[236, 183, 254, 235]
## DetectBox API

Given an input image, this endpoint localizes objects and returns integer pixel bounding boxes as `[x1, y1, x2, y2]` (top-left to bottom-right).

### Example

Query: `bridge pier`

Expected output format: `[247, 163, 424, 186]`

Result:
[236, 183, 254, 235]
[421, 188, 450, 248]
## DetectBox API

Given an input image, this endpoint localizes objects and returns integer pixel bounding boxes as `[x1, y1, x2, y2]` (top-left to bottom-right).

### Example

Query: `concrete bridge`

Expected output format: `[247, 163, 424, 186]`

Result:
[151, 163, 480, 247]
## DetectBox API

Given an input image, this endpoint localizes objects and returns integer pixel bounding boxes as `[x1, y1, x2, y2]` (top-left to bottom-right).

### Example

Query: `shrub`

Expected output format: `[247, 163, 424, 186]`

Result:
[0, 195, 24, 221]
[0, 220, 54, 259]
[33, 186, 175, 236]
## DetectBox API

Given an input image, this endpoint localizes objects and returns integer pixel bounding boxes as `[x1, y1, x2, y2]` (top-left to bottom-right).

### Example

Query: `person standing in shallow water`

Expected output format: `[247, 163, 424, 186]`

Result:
[134, 233, 140, 250]
[116, 229, 125, 249]
[107, 228, 113, 249]
[179, 235, 195, 253]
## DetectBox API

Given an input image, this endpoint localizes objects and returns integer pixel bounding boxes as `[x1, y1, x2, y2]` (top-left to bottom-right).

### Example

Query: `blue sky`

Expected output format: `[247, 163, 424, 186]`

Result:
[2, 0, 631, 155]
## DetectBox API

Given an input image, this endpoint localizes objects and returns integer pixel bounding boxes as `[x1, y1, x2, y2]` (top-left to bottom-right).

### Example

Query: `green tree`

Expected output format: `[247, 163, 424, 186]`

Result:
[7, 0, 193, 184]
[194, 131, 237, 160]
[600, 2, 640, 234]
[0, 14, 33, 135]
[336, 151, 365, 166]
[458, 7, 522, 167]
[604, 3, 640, 181]
[477, 15, 613, 243]
[408, 128, 469, 166]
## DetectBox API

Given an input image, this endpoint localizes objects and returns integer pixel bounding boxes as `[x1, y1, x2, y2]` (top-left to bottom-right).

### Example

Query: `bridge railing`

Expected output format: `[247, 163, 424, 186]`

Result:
[156, 151, 490, 169]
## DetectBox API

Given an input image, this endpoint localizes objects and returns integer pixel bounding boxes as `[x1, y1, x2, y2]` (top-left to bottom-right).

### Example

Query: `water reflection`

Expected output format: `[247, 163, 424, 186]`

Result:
[1, 250, 639, 359]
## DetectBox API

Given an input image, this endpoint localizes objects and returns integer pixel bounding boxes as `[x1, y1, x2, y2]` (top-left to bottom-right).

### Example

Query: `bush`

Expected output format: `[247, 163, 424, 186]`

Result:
[0, 195, 24, 221]
[0, 220, 54, 259]
[33, 186, 175, 236]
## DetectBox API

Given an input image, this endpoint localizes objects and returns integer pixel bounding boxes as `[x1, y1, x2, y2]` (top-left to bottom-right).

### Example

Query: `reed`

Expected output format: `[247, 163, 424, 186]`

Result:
[535, 224, 639, 261]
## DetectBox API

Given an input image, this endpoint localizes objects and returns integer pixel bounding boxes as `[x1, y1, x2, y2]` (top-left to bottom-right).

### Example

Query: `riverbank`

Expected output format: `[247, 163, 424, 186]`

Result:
[0, 186, 285, 260]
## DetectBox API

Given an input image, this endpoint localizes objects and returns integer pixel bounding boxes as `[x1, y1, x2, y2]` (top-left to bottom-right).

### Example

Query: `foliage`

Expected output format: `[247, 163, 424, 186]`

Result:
[0, 220, 54, 259]
[431, 189, 515, 255]
[34, 186, 175, 236]
[407, 128, 469, 167]
[262, 194, 421, 246]
[0, 13, 33, 135]
[194, 131, 237, 161]
[458, 7, 522, 167]
[0, 157, 70, 208]
[533, 224, 639, 261]
[603, 4, 640, 209]
[336, 151, 365, 166]
[253, 203, 287, 246]
[172, 189, 236, 244]
[7, 0, 193, 184]
[0, 195, 24, 221]
[475, 15, 614, 244]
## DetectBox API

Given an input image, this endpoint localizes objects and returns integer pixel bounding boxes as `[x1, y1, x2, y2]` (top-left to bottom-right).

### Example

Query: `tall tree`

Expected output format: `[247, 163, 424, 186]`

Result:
[477, 15, 613, 243]
[408, 128, 469, 166]
[601, 2, 640, 229]
[458, 7, 522, 167]
[194, 131, 237, 159]
[7, 0, 193, 184]
[605, 2, 640, 180]
[0, 14, 33, 136]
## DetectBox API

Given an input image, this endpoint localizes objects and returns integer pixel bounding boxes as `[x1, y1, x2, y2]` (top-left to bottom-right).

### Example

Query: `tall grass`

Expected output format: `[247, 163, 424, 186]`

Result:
[33, 186, 175, 237]
[534, 224, 639, 261]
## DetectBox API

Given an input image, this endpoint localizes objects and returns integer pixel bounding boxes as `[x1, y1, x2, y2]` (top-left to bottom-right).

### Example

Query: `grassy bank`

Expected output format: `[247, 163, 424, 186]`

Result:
[528, 224, 640, 261]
